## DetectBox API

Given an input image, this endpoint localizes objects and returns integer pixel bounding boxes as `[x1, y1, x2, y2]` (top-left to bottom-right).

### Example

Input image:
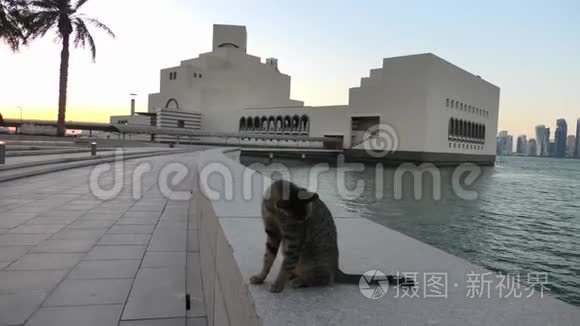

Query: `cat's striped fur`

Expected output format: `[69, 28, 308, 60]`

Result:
[250, 179, 412, 293]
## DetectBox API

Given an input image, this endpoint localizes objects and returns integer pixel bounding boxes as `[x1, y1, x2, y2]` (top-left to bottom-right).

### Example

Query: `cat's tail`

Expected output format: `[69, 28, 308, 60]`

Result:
[334, 268, 414, 286]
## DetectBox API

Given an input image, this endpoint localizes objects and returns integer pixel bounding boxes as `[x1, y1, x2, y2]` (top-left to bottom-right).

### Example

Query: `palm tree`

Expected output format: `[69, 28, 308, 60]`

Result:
[0, 0, 29, 50]
[28, 0, 115, 136]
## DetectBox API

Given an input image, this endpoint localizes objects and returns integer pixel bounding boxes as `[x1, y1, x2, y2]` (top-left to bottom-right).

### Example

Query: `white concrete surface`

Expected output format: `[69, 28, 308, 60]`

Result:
[194, 148, 579, 326]
[0, 152, 208, 326]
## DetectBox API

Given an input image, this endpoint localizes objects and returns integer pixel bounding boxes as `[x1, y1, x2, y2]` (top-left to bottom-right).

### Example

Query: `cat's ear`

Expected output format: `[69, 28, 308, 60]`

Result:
[298, 191, 319, 202]
[276, 199, 293, 210]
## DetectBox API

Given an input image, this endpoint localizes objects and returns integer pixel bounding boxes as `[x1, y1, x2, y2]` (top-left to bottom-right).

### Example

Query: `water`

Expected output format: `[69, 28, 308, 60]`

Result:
[242, 156, 580, 305]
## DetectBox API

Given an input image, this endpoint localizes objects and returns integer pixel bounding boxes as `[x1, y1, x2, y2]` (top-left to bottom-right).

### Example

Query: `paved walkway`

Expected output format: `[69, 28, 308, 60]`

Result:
[0, 152, 205, 326]
[2, 147, 175, 166]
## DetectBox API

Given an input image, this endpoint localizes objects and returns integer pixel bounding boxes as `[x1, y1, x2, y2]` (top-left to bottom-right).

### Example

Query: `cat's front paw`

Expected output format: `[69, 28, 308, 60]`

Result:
[290, 278, 305, 288]
[269, 282, 285, 293]
[249, 274, 265, 284]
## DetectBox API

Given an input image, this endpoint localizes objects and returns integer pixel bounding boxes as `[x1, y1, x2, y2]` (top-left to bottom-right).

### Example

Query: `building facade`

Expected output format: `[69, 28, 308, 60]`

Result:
[146, 24, 501, 163]
[554, 119, 568, 157]
[566, 135, 576, 157]
[516, 135, 528, 155]
[527, 139, 537, 157]
[535, 125, 548, 156]
[497, 131, 513, 155]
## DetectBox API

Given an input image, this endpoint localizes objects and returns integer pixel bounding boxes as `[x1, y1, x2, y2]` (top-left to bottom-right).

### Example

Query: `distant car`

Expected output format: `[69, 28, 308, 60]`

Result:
[0, 127, 10, 134]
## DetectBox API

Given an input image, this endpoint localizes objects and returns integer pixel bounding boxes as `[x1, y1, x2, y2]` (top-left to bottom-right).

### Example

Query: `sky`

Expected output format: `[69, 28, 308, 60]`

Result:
[1, 0, 579, 139]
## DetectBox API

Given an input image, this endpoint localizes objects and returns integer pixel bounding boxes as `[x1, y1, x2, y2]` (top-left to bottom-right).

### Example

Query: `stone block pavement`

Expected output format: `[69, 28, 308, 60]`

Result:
[0, 152, 206, 326]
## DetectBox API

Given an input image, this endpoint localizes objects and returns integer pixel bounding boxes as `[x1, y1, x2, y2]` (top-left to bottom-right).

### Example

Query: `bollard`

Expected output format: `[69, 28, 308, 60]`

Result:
[0, 141, 5, 164]
[90, 142, 97, 156]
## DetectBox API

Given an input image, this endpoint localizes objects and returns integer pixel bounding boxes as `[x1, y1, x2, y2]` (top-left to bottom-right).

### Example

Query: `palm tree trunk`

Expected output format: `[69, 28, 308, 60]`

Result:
[57, 33, 70, 137]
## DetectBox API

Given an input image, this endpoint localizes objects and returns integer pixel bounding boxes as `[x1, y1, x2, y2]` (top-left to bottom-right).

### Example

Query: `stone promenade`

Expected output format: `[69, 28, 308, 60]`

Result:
[0, 152, 205, 326]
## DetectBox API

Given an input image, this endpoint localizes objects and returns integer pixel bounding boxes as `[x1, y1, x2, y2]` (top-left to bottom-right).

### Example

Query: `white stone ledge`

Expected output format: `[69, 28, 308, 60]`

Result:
[194, 148, 580, 326]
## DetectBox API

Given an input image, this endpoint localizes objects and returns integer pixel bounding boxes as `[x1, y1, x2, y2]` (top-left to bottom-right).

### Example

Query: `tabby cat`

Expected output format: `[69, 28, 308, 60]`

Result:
[250, 179, 412, 293]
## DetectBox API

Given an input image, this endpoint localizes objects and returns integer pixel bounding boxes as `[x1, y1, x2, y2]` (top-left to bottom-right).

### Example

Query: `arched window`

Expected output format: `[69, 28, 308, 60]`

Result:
[468, 122, 473, 139]
[291, 115, 300, 133]
[449, 119, 453, 138]
[247, 117, 253, 132]
[253, 117, 260, 132]
[446, 99, 450, 107]
[165, 98, 179, 110]
[453, 119, 458, 137]
[261, 116, 268, 133]
[283, 116, 291, 134]
[451, 100, 455, 108]
[300, 115, 309, 134]
[276, 116, 283, 134]
[268, 116, 276, 134]
[239, 117, 246, 132]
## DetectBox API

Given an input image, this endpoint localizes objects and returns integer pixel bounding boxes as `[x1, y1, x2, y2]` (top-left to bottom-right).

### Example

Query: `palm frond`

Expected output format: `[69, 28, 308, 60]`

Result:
[26, 10, 59, 39]
[74, 0, 89, 10]
[73, 16, 96, 61]
[29, 0, 60, 10]
[0, 0, 29, 50]
[84, 17, 115, 38]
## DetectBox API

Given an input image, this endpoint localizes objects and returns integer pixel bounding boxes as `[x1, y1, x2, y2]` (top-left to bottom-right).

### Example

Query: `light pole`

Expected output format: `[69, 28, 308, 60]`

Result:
[129, 93, 137, 116]
[17, 106, 22, 122]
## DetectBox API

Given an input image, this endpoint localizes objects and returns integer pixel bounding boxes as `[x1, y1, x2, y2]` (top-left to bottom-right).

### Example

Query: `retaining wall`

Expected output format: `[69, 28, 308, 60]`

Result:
[193, 148, 579, 326]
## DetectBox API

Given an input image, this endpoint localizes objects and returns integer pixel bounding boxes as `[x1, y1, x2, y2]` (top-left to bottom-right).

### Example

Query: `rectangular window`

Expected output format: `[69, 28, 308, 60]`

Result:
[177, 120, 185, 128]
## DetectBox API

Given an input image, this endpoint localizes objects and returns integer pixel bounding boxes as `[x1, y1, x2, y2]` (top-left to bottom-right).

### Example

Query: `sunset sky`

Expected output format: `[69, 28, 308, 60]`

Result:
[1, 0, 579, 139]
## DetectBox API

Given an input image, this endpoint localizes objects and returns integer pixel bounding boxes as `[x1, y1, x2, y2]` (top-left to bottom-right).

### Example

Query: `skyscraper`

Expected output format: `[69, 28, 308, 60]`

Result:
[497, 131, 513, 155]
[567, 135, 576, 157]
[535, 125, 548, 156]
[516, 135, 528, 154]
[576, 119, 580, 157]
[545, 128, 551, 156]
[554, 119, 568, 157]
[528, 139, 537, 156]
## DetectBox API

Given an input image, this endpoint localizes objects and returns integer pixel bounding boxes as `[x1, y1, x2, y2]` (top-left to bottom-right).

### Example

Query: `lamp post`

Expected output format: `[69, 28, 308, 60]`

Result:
[17, 106, 22, 122]
[0, 141, 5, 164]
[129, 93, 137, 116]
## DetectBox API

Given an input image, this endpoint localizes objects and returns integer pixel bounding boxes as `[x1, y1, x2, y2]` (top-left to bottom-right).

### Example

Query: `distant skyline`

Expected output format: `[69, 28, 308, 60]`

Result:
[1, 0, 579, 138]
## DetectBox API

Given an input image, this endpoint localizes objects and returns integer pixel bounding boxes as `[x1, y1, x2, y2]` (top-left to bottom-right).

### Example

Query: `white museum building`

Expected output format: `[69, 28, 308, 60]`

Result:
[119, 24, 500, 163]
